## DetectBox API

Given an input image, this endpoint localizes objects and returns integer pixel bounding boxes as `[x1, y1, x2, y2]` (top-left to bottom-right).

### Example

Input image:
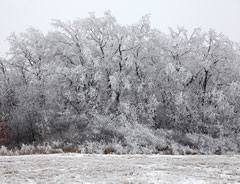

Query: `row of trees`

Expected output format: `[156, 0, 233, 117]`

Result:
[0, 12, 240, 152]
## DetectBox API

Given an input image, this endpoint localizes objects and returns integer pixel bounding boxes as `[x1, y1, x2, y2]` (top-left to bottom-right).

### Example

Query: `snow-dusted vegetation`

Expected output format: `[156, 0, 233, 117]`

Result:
[1, 154, 240, 184]
[0, 12, 240, 154]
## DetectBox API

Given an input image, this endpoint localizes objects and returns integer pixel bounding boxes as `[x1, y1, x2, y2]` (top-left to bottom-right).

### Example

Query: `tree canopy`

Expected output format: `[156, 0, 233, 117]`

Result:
[1, 12, 240, 154]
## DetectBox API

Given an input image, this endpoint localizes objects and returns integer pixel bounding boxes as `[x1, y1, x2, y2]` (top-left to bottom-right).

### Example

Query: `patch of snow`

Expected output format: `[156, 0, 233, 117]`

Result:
[0, 154, 239, 184]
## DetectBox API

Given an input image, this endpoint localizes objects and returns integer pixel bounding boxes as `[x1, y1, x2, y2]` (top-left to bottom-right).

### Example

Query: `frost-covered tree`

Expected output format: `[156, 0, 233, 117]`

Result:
[0, 12, 240, 153]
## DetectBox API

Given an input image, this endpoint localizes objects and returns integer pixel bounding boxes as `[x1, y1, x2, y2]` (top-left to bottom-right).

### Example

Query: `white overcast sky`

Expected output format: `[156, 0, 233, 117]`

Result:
[0, 0, 239, 57]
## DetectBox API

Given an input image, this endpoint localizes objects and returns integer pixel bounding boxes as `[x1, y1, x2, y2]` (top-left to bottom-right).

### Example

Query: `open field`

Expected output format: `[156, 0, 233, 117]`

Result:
[0, 154, 240, 184]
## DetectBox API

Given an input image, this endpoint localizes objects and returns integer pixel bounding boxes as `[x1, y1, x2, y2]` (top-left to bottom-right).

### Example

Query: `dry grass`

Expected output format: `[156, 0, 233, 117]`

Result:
[0, 141, 226, 156]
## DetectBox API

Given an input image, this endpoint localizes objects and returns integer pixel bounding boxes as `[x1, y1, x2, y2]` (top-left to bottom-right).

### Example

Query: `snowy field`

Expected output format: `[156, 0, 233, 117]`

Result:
[0, 154, 240, 184]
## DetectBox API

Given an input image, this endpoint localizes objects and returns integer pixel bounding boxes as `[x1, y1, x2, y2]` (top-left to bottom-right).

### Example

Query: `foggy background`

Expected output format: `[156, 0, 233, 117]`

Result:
[0, 0, 239, 57]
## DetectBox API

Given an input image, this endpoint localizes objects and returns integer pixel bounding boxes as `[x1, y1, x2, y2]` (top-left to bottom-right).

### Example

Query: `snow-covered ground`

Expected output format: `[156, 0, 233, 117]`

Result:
[0, 154, 239, 184]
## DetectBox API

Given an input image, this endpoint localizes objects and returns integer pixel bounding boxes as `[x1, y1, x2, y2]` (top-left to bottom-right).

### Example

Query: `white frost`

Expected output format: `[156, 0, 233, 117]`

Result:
[0, 154, 239, 184]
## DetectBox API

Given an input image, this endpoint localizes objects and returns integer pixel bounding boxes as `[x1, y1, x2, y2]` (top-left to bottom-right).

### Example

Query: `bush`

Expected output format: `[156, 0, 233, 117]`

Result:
[0, 145, 9, 155]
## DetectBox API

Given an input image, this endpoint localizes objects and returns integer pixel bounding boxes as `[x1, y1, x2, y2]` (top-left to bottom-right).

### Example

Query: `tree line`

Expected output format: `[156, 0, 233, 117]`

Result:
[0, 12, 240, 153]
